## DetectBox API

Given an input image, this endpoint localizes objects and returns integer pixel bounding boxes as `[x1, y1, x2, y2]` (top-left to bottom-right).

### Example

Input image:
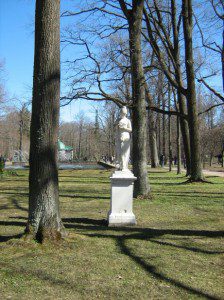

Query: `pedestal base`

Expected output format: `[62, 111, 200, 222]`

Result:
[108, 212, 136, 226]
[108, 170, 137, 226]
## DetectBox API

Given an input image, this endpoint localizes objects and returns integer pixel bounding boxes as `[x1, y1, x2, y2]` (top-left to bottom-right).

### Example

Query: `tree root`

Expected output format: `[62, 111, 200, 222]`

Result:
[25, 223, 67, 244]
[185, 178, 213, 184]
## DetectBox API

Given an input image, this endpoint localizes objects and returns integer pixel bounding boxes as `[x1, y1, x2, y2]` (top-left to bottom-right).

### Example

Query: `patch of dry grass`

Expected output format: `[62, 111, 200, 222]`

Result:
[0, 169, 223, 299]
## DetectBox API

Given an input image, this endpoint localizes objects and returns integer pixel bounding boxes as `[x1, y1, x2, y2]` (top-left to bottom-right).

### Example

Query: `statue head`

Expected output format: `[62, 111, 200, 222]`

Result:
[121, 106, 127, 117]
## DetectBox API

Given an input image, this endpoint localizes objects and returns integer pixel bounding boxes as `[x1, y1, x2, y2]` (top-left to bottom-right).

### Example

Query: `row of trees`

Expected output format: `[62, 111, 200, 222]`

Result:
[61, 0, 223, 187]
[0, 105, 30, 159]
[1, 98, 223, 167]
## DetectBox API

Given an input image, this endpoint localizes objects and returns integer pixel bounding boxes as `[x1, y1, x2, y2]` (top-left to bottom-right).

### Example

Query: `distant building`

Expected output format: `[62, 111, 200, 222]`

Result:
[58, 140, 73, 162]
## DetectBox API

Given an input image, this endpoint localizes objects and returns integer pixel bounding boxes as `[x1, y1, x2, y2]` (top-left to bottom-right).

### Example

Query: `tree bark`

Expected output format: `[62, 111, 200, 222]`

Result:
[171, 0, 191, 176]
[222, 146, 224, 168]
[120, 0, 150, 197]
[178, 93, 191, 175]
[176, 115, 181, 174]
[168, 84, 172, 172]
[148, 110, 159, 168]
[182, 0, 204, 181]
[26, 0, 64, 242]
[157, 94, 162, 157]
[145, 88, 159, 168]
[19, 115, 23, 162]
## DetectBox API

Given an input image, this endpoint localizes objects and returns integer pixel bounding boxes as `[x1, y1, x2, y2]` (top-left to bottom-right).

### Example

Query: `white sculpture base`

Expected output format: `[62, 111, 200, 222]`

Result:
[108, 170, 137, 226]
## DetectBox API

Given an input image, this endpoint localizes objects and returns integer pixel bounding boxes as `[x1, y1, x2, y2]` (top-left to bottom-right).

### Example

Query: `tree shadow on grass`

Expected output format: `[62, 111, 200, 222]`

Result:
[148, 171, 170, 174]
[149, 238, 224, 255]
[0, 186, 28, 192]
[154, 191, 224, 195]
[153, 193, 224, 199]
[0, 233, 23, 242]
[0, 216, 223, 298]
[2, 178, 28, 182]
[151, 180, 192, 186]
[0, 261, 79, 292]
[0, 204, 10, 210]
[148, 176, 186, 180]
[63, 217, 107, 226]
[9, 216, 27, 220]
[11, 199, 28, 212]
[59, 175, 108, 180]
[117, 236, 221, 300]
[63, 218, 223, 299]
[0, 220, 26, 227]
[59, 179, 109, 184]
[60, 194, 110, 200]
[62, 217, 224, 238]
[0, 191, 28, 196]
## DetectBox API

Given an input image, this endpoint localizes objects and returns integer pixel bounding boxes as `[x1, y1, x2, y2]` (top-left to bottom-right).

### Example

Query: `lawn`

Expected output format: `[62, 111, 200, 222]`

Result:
[0, 168, 223, 300]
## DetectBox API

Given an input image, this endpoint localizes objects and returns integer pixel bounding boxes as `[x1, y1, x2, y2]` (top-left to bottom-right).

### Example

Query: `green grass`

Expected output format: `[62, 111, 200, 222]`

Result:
[0, 168, 223, 300]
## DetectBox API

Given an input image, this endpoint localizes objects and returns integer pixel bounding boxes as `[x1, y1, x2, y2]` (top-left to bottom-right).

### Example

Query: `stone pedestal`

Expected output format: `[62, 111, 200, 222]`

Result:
[108, 170, 137, 226]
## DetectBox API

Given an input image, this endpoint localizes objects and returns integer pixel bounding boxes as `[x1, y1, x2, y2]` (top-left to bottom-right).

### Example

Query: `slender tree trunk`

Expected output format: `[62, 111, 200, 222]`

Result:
[222, 24, 224, 92]
[178, 93, 191, 175]
[26, 0, 64, 242]
[176, 116, 181, 174]
[148, 110, 159, 168]
[222, 145, 224, 168]
[125, 0, 150, 197]
[162, 98, 166, 159]
[78, 122, 83, 160]
[157, 71, 166, 159]
[19, 118, 23, 162]
[209, 153, 213, 167]
[157, 91, 162, 156]
[182, 0, 203, 181]
[168, 85, 172, 172]
[145, 88, 159, 168]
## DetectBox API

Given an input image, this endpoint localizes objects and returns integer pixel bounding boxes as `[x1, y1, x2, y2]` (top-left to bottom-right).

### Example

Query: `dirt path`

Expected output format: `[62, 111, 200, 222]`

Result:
[163, 166, 224, 178]
[202, 169, 224, 178]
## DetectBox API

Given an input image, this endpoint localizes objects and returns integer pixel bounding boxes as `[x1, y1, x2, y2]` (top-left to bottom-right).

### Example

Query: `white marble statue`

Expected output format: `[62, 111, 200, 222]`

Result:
[116, 106, 132, 171]
[108, 106, 136, 226]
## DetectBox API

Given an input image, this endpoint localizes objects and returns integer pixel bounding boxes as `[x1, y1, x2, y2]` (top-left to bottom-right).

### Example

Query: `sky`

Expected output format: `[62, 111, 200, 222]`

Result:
[0, 1, 222, 121]
[0, 0, 97, 122]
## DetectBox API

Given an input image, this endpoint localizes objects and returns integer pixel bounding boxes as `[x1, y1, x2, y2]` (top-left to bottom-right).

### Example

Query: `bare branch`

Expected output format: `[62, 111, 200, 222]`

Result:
[198, 78, 224, 102]
[146, 105, 188, 119]
[198, 102, 224, 115]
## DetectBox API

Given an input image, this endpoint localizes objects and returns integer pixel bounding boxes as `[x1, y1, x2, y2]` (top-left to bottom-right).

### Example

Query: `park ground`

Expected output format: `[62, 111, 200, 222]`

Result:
[0, 168, 223, 300]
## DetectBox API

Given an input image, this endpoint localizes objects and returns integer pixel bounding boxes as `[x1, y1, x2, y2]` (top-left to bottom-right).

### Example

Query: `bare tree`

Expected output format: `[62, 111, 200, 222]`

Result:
[0, 60, 7, 116]
[118, 0, 150, 197]
[143, 0, 192, 175]
[195, 0, 224, 93]
[62, 1, 150, 196]
[182, 0, 203, 181]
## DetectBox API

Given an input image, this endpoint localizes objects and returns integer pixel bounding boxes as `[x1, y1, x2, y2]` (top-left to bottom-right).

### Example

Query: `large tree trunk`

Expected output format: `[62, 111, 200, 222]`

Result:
[182, 0, 203, 181]
[171, 0, 191, 176]
[126, 0, 150, 197]
[26, 0, 64, 242]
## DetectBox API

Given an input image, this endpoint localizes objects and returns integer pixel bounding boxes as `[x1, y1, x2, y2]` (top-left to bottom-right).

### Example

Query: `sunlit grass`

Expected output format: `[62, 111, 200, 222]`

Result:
[0, 168, 223, 299]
